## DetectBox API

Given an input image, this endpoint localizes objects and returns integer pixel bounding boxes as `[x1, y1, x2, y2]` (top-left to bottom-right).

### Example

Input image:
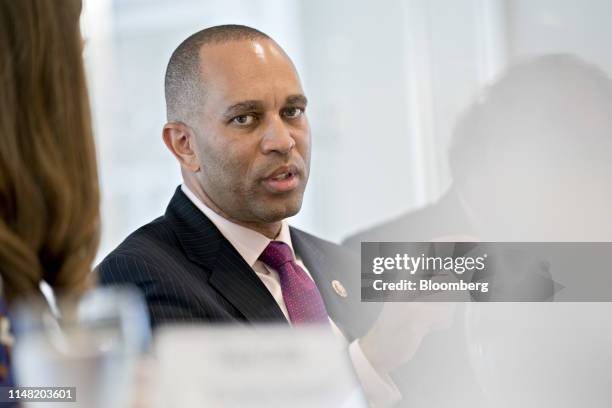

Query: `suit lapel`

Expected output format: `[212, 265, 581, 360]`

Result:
[208, 239, 289, 323]
[165, 187, 287, 324]
[291, 228, 364, 340]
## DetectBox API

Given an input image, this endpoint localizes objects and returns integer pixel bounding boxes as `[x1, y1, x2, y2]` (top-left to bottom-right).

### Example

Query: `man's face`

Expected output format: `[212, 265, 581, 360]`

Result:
[189, 39, 310, 225]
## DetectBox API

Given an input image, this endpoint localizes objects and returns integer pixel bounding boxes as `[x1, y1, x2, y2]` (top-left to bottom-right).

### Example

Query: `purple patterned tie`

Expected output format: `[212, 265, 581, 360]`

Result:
[259, 241, 329, 325]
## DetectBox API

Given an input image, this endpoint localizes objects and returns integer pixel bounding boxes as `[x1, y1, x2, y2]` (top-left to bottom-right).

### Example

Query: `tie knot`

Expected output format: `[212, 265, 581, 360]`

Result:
[259, 241, 294, 270]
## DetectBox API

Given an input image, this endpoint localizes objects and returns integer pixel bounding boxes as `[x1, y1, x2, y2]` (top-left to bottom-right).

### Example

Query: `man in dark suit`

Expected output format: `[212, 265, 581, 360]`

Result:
[99, 183, 372, 337]
[98, 23, 376, 334]
[98, 24, 458, 407]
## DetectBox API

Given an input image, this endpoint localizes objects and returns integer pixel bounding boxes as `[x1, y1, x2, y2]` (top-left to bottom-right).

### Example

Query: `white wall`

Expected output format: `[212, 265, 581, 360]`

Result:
[508, 0, 612, 73]
[84, 0, 612, 257]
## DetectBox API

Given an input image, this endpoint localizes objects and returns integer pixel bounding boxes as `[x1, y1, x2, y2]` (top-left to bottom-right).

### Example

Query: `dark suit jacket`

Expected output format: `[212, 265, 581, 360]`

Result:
[98, 187, 377, 342]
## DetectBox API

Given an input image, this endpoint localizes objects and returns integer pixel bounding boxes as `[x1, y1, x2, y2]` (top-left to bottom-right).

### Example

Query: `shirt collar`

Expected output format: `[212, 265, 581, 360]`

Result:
[181, 184, 295, 267]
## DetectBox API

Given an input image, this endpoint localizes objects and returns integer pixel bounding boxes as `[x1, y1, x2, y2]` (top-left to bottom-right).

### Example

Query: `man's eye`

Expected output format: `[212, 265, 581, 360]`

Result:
[231, 114, 256, 126]
[283, 107, 304, 119]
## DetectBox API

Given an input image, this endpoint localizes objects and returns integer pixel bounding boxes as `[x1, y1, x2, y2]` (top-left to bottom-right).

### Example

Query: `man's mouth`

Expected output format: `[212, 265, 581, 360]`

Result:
[271, 172, 292, 181]
[263, 166, 300, 193]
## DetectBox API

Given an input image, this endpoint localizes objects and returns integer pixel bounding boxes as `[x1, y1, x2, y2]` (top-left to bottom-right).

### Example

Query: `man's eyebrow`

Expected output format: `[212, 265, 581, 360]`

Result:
[286, 94, 308, 106]
[222, 100, 264, 118]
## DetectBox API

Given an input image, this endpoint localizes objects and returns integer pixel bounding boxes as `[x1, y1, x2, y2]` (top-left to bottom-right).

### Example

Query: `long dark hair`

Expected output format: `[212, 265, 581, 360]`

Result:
[0, 0, 100, 303]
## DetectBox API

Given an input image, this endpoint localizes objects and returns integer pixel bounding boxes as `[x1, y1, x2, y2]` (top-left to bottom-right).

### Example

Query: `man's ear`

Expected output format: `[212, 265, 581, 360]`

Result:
[163, 122, 200, 172]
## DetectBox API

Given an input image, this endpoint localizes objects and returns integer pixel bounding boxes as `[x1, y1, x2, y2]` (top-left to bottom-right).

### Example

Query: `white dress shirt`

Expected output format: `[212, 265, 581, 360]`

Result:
[181, 184, 401, 407]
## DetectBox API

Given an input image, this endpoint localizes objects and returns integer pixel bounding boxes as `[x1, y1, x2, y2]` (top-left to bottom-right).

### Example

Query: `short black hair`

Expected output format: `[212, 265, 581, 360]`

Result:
[164, 24, 271, 123]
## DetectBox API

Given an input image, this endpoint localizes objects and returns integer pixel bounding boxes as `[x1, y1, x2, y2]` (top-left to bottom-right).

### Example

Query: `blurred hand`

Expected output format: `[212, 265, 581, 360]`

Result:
[358, 302, 455, 374]
[131, 355, 156, 408]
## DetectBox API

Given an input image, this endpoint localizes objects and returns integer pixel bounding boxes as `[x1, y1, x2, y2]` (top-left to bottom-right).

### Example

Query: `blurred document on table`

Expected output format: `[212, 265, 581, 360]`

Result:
[154, 325, 367, 408]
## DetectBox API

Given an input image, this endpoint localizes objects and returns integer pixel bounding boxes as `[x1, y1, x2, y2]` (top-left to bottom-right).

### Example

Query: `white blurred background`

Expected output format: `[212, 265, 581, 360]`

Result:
[81, 0, 612, 259]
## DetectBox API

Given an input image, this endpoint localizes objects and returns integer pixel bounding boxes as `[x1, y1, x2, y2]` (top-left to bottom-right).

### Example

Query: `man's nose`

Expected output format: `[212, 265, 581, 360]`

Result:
[260, 115, 295, 155]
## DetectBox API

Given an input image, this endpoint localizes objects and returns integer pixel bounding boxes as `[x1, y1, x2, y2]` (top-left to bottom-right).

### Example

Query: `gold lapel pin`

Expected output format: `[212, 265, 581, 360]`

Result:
[331, 280, 348, 298]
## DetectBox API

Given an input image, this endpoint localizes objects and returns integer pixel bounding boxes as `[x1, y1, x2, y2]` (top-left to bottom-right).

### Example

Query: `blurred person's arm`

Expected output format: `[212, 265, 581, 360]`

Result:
[349, 339, 402, 407]
[355, 302, 455, 407]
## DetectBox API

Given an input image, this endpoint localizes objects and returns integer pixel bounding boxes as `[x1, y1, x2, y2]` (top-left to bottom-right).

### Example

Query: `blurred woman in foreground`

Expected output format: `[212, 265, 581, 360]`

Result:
[0, 0, 100, 384]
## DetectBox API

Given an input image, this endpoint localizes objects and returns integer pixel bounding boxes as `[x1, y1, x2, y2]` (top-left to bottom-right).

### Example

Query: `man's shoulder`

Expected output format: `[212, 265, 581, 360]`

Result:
[106, 215, 177, 257]
[290, 226, 356, 260]
[290, 226, 360, 281]
[97, 215, 184, 284]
